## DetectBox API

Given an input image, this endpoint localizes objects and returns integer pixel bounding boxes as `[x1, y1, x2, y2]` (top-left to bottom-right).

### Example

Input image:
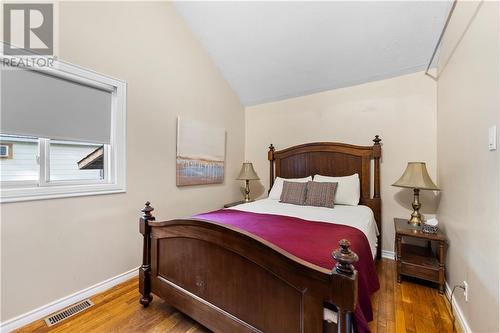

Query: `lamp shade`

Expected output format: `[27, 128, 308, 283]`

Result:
[237, 162, 260, 180]
[392, 162, 439, 191]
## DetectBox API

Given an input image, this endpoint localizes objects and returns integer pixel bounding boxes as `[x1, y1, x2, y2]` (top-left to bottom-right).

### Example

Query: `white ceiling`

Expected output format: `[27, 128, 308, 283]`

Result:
[174, 1, 451, 106]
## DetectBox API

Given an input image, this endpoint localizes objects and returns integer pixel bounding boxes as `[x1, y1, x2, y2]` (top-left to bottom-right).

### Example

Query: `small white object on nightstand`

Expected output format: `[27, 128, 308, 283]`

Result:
[425, 218, 438, 226]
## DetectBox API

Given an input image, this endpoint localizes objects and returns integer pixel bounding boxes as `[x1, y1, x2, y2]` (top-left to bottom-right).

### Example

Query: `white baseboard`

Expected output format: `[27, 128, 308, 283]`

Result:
[381, 250, 395, 260]
[445, 282, 471, 333]
[0, 267, 139, 333]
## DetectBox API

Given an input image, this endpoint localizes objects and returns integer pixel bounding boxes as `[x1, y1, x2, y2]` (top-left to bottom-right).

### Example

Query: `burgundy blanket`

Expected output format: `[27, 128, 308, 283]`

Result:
[194, 209, 379, 333]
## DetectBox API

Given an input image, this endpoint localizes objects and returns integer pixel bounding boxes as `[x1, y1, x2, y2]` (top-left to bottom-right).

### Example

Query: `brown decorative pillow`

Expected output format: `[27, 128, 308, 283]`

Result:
[280, 181, 307, 205]
[305, 181, 338, 208]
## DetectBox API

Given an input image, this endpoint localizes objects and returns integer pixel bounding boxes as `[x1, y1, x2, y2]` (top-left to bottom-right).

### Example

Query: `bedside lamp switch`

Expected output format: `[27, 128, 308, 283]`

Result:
[489, 126, 497, 151]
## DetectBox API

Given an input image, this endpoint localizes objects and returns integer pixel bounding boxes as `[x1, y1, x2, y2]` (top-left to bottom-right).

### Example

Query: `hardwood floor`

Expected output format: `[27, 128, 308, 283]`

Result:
[368, 259, 455, 333]
[17, 259, 455, 333]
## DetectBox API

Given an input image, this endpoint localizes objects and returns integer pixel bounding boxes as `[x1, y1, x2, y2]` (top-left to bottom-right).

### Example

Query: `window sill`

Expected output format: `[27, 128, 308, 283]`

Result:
[0, 183, 126, 203]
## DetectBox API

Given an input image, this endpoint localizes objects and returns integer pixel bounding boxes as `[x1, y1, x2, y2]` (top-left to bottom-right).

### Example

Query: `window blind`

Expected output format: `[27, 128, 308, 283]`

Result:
[1, 66, 113, 144]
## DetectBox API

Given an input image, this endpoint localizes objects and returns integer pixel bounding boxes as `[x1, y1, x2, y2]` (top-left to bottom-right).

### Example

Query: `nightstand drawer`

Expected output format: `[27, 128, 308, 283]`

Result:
[400, 262, 440, 282]
[400, 244, 439, 268]
[399, 244, 440, 282]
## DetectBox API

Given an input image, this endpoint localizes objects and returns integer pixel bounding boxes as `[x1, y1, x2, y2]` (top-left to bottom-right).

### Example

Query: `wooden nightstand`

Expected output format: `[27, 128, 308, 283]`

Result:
[223, 200, 250, 208]
[394, 218, 447, 294]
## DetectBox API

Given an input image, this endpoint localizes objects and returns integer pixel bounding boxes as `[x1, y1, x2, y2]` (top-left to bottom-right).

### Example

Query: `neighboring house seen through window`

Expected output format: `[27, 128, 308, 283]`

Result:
[0, 135, 105, 183]
[0, 57, 126, 202]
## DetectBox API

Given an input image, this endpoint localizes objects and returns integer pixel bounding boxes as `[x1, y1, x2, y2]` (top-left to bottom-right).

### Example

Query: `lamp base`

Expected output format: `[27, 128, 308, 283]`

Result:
[408, 188, 423, 226]
[243, 180, 251, 202]
[408, 214, 423, 226]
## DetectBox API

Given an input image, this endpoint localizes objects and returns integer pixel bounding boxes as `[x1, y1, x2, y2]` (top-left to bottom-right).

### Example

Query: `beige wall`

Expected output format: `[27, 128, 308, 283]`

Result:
[0, 2, 244, 321]
[245, 71, 438, 253]
[436, 1, 499, 332]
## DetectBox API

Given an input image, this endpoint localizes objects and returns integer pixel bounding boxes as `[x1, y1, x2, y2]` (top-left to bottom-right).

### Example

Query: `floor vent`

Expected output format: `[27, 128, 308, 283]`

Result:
[44, 299, 94, 327]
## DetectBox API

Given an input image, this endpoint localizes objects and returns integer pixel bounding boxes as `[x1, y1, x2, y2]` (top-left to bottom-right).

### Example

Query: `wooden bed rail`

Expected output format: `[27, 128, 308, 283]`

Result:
[138, 202, 359, 333]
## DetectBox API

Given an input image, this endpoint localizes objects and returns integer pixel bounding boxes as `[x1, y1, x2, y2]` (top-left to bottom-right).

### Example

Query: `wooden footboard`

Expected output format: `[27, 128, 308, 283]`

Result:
[139, 202, 359, 333]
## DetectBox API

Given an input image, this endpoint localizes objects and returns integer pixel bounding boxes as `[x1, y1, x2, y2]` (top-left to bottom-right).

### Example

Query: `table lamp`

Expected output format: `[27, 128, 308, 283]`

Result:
[237, 162, 260, 202]
[392, 162, 440, 226]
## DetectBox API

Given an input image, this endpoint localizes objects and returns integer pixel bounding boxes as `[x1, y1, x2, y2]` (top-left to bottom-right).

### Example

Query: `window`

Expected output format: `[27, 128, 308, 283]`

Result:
[49, 141, 105, 182]
[0, 143, 13, 158]
[0, 56, 126, 202]
[0, 136, 37, 181]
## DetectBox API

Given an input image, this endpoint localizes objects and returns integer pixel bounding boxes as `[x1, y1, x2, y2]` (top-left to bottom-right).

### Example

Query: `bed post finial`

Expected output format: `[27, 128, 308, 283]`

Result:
[139, 201, 155, 307]
[268, 144, 275, 160]
[372, 135, 382, 161]
[268, 144, 275, 192]
[332, 239, 359, 276]
[142, 201, 154, 219]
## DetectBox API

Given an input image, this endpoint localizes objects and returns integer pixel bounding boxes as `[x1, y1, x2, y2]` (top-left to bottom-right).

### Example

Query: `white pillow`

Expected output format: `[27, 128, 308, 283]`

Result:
[313, 174, 360, 206]
[268, 176, 312, 200]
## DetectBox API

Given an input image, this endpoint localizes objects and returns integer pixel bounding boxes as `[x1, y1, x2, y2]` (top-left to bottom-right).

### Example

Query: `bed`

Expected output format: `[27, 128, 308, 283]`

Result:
[139, 136, 382, 333]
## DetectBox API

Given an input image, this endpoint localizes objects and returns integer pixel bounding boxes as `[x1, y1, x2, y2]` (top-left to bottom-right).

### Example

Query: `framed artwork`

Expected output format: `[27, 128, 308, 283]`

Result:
[176, 117, 225, 186]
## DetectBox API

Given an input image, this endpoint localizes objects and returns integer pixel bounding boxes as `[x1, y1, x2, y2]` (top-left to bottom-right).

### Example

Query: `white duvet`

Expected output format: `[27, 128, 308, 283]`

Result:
[226, 198, 379, 259]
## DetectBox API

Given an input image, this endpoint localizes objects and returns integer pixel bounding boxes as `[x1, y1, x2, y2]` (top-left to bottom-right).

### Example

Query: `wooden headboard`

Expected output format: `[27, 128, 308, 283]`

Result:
[268, 136, 382, 259]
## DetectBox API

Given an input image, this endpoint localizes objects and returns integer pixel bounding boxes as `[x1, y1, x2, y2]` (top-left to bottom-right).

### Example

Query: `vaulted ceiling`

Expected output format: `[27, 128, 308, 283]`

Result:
[174, 1, 451, 106]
